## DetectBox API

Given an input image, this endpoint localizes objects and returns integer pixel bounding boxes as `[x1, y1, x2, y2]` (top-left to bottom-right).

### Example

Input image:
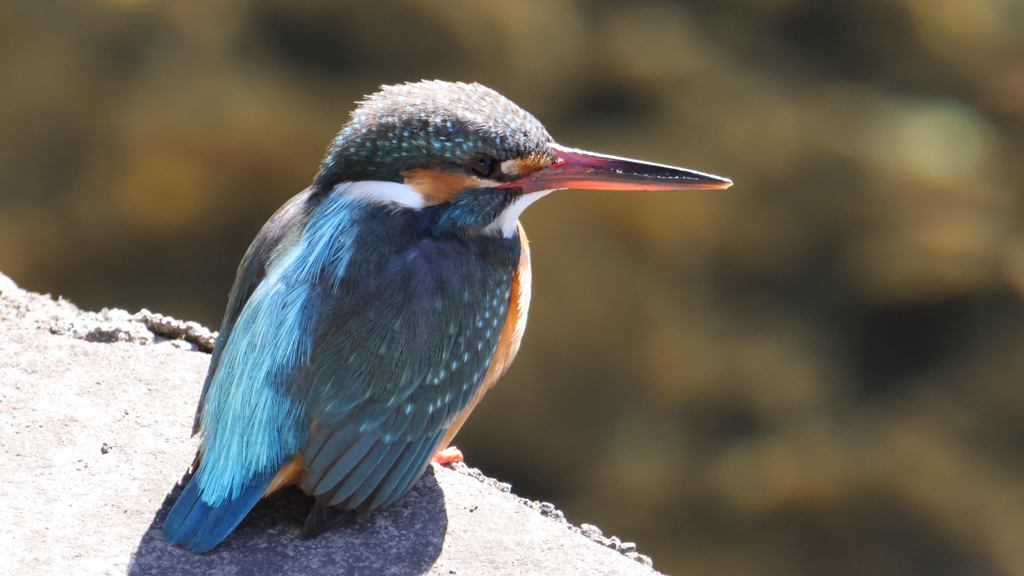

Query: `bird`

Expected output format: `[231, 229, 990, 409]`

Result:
[162, 80, 731, 553]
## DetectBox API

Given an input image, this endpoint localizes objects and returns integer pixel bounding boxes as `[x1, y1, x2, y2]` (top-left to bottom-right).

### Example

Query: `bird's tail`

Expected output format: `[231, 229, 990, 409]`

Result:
[162, 469, 275, 553]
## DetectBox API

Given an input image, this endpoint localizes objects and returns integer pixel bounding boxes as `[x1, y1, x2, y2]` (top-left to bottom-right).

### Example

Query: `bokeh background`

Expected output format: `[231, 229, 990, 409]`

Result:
[4, 0, 1024, 574]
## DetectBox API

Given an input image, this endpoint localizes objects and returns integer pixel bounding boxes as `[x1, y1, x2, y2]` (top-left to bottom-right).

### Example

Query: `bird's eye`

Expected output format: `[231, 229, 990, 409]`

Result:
[468, 157, 499, 178]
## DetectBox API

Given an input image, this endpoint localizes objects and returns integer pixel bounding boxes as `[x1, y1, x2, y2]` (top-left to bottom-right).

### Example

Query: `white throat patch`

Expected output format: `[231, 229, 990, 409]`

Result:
[333, 180, 425, 209]
[484, 190, 553, 238]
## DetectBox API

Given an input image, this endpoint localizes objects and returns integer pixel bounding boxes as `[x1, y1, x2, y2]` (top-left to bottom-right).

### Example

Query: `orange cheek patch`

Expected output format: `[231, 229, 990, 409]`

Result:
[514, 153, 556, 176]
[402, 168, 480, 206]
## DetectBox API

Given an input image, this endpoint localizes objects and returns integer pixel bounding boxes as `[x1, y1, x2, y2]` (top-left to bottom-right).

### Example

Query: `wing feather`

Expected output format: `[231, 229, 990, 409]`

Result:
[372, 432, 445, 509]
[192, 190, 314, 433]
[187, 191, 366, 507]
[298, 220, 521, 512]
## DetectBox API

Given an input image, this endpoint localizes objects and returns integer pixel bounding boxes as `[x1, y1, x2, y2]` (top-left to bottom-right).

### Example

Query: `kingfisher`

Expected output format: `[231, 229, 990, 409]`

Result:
[163, 80, 731, 553]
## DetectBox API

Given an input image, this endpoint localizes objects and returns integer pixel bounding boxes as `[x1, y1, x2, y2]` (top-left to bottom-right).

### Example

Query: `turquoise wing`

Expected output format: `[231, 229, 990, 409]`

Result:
[165, 190, 363, 551]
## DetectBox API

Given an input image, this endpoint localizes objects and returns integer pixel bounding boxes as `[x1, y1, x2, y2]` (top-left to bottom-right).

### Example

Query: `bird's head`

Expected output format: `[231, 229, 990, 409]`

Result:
[313, 81, 731, 237]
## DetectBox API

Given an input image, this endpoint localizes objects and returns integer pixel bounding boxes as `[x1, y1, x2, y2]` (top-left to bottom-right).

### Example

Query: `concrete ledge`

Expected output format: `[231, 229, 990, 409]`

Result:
[0, 273, 659, 575]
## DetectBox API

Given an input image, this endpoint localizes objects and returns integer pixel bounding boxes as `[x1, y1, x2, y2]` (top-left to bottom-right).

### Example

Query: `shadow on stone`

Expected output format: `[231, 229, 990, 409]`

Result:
[126, 466, 448, 576]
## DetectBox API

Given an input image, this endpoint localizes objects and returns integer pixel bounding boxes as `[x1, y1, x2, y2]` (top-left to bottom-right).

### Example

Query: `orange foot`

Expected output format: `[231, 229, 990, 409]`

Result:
[432, 446, 464, 465]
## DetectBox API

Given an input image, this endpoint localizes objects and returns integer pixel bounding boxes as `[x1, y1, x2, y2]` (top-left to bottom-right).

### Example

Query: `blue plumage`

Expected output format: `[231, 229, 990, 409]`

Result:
[163, 469, 274, 553]
[163, 80, 730, 553]
[188, 192, 366, 509]
[165, 178, 520, 551]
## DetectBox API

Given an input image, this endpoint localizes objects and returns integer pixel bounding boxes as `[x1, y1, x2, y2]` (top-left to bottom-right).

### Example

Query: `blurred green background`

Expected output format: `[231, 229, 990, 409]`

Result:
[3, 0, 1024, 574]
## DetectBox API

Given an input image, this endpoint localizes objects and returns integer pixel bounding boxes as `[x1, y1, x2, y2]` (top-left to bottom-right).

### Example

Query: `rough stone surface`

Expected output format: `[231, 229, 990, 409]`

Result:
[0, 273, 660, 575]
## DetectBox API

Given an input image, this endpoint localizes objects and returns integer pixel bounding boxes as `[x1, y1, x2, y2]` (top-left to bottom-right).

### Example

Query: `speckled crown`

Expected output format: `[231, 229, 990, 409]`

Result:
[314, 81, 556, 190]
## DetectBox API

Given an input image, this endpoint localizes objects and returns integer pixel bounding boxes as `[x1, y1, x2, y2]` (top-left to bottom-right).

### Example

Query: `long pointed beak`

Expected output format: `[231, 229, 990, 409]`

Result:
[502, 142, 732, 194]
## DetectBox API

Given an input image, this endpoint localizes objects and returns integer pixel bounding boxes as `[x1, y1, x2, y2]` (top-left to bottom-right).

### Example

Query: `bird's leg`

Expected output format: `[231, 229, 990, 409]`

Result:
[432, 446, 464, 464]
